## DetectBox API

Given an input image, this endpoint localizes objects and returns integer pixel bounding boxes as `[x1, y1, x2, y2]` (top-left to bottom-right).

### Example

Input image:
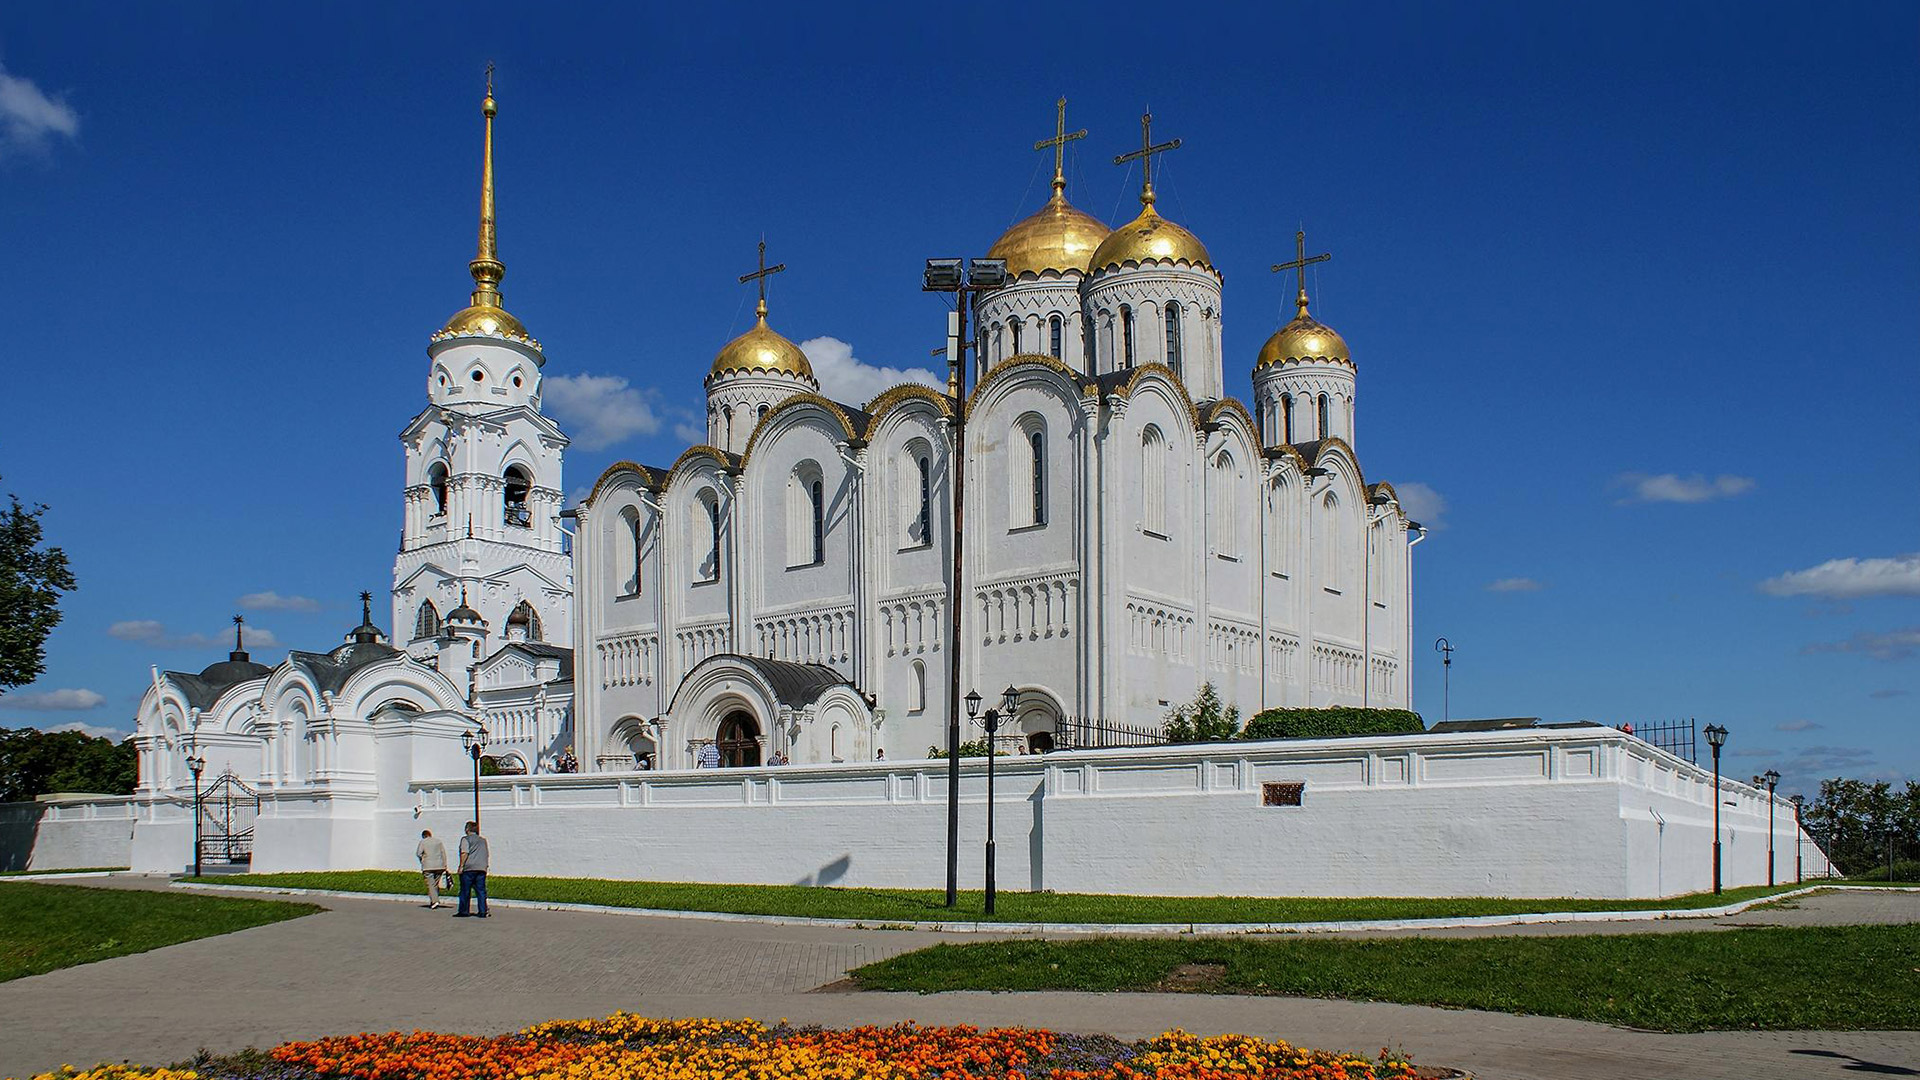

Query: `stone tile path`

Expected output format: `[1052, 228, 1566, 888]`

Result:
[0, 879, 1913, 1080]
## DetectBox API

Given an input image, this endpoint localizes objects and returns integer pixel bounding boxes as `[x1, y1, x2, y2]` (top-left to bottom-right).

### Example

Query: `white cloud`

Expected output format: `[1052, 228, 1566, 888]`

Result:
[543, 373, 662, 450]
[1486, 577, 1544, 592]
[1761, 552, 1920, 600]
[109, 620, 281, 651]
[674, 420, 706, 444]
[1804, 627, 1920, 662]
[1612, 472, 1755, 505]
[45, 721, 127, 740]
[0, 688, 106, 711]
[237, 591, 320, 613]
[1392, 482, 1447, 530]
[0, 63, 79, 156]
[799, 337, 940, 405]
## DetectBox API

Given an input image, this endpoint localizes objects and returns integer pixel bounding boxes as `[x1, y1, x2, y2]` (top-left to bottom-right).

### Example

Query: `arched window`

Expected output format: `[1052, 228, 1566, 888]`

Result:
[1010, 415, 1049, 530]
[900, 444, 932, 549]
[788, 462, 825, 568]
[1317, 394, 1331, 439]
[1009, 317, 1022, 355]
[1120, 306, 1135, 368]
[910, 659, 927, 712]
[1214, 452, 1236, 557]
[696, 488, 721, 583]
[616, 506, 642, 597]
[1082, 312, 1097, 367]
[503, 465, 532, 528]
[1280, 394, 1294, 444]
[1048, 314, 1063, 359]
[1319, 492, 1340, 588]
[1268, 477, 1293, 579]
[1164, 302, 1182, 376]
[506, 601, 542, 642]
[1141, 425, 1166, 536]
[757, 402, 769, 421]
[427, 462, 449, 516]
[414, 601, 441, 641]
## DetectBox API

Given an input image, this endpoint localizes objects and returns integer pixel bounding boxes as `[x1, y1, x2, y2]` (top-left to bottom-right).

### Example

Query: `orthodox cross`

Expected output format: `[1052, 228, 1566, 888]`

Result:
[359, 591, 373, 623]
[485, 60, 494, 98]
[738, 239, 786, 319]
[1271, 229, 1331, 315]
[232, 614, 245, 653]
[1034, 97, 1086, 193]
[1112, 111, 1181, 206]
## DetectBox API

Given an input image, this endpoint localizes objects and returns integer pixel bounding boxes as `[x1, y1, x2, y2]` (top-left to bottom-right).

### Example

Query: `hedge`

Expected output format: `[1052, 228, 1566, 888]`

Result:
[1241, 707, 1424, 741]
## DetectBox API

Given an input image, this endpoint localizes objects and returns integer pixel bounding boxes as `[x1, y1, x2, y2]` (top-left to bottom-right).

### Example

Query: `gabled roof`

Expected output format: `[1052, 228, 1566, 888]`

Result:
[479, 641, 575, 683]
[285, 641, 404, 694]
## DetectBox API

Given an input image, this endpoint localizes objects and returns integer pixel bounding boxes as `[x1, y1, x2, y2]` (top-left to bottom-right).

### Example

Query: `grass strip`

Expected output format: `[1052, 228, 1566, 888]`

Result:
[851, 924, 1920, 1032]
[0, 881, 319, 981]
[193, 869, 1830, 925]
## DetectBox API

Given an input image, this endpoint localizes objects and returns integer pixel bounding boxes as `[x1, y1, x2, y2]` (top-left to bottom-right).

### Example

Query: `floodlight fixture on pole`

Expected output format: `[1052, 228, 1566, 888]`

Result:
[1433, 637, 1455, 725]
[1703, 723, 1728, 894]
[1762, 769, 1781, 886]
[924, 256, 1007, 910]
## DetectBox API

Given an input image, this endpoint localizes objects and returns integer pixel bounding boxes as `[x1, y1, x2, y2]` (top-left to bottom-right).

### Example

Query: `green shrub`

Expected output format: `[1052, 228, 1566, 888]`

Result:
[1241, 707, 1424, 741]
[1163, 683, 1242, 743]
[1849, 859, 1920, 883]
[928, 737, 995, 758]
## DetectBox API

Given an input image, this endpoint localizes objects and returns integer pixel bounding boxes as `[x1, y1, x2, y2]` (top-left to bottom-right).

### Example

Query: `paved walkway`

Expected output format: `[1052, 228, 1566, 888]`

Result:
[0, 879, 1913, 1080]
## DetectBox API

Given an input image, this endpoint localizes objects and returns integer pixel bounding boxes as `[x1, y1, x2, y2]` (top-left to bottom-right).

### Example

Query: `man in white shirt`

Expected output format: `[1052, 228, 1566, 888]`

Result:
[415, 829, 448, 909]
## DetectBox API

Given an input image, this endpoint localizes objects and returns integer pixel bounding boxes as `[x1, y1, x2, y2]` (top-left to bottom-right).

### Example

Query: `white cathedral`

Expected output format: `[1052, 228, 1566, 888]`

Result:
[129, 88, 1417, 797]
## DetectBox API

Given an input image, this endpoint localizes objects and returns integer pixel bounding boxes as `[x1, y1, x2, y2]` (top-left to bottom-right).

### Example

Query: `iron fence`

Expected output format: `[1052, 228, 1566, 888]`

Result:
[1052, 715, 1168, 751]
[1622, 717, 1697, 763]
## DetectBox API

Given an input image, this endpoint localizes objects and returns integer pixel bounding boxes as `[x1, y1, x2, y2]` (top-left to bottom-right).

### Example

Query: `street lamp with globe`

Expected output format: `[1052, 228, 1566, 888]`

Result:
[184, 738, 207, 878]
[460, 725, 490, 828]
[1703, 723, 1729, 894]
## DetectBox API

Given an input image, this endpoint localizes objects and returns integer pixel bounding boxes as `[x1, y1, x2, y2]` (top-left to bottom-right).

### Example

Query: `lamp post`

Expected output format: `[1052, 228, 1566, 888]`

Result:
[976, 685, 1020, 916]
[184, 739, 206, 878]
[925, 256, 1008, 909]
[1762, 769, 1781, 886]
[1433, 638, 1454, 724]
[1790, 793, 1805, 884]
[461, 725, 490, 828]
[1703, 723, 1728, 894]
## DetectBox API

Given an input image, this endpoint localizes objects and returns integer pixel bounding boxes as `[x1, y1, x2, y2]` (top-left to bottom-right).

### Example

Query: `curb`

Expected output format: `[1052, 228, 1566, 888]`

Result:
[0, 871, 123, 882]
[165, 880, 1887, 936]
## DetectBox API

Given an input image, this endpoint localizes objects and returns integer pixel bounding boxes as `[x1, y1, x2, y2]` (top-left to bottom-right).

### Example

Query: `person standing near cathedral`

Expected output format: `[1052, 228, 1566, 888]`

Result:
[416, 829, 448, 909]
[454, 821, 490, 918]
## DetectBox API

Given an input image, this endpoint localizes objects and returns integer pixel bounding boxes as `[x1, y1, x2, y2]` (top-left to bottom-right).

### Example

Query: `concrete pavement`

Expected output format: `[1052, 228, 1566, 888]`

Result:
[0, 879, 1913, 1080]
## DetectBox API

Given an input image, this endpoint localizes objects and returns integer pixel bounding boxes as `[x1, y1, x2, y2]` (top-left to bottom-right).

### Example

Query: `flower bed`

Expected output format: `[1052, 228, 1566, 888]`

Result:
[31, 1014, 1418, 1080]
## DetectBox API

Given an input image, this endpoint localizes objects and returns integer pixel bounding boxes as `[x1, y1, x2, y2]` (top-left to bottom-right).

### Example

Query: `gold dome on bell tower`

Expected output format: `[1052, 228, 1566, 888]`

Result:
[432, 67, 541, 352]
[988, 99, 1109, 277]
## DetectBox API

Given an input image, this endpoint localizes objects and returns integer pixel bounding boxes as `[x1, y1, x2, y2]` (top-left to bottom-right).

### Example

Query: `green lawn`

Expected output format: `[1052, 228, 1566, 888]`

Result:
[191, 869, 1829, 925]
[0, 881, 320, 981]
[851, 924, 1920, 1032]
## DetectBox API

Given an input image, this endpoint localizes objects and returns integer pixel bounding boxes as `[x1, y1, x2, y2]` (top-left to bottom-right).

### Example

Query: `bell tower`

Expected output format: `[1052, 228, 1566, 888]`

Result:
[393, 71, 573, 662]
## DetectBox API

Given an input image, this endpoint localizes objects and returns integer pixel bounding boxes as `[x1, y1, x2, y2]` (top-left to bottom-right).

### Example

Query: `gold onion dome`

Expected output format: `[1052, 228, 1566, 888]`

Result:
[431, 75, 541, 352]
[1258, 301, 1351, 368]
[988, 189, 1110, 277]
[708, 303, 814, 381]
[1089, 203, 1211, 273]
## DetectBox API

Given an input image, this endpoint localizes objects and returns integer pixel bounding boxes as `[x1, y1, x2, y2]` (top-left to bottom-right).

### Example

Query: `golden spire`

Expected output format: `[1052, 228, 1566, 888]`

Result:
[1270, 229, 1332, 317]
[468, 63, 504, 309]
[1113, 111, 1182, 212]
[1034, 97, 1087, 201]
[738, 238, 786, 324]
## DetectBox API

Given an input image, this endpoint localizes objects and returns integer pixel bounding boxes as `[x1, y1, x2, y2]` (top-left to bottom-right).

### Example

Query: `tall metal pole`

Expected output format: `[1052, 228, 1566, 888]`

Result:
[191, 766, 203, 878]
[945, 300, 968, 909]
[984, 709, 998, 915]
[1434, 638, 1453, 724]
[1793, 796, 1804, 884]
[1710, 742, 1723, 895]
[471, 747, 482, 828]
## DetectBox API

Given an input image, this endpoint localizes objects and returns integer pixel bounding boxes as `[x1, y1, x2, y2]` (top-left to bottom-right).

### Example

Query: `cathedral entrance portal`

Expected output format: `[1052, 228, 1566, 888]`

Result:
[717, 711, 762, 768]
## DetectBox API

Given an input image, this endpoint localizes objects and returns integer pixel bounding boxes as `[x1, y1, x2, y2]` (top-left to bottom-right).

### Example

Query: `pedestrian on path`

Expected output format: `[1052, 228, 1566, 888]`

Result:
[697, 741, 721, 769]
[416, 829, 448, 909]
[454, 821, 489, 918]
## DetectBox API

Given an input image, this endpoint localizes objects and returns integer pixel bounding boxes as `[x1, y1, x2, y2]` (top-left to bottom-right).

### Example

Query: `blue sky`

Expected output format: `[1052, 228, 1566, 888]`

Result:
[1, 2, 1914, 797]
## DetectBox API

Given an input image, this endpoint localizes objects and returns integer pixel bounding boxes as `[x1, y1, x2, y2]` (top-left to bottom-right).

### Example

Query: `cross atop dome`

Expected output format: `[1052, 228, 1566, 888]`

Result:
[738, 239, 787, 323]
[1271, 229, 1332, 318]
[1113, 111, 1182, 211]
[1034, 97, 1087, 200]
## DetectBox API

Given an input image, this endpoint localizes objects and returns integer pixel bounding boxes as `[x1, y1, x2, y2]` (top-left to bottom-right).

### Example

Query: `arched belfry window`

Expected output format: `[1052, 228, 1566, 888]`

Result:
[506, 601, 542, 642]
[1280, 394, 1294, 444]
[503, 465, 532, 528]
[1009, 317, 1023, 355]
[1120, 306, 1136, 368]
[1317, 394, 1331, 440]
[1141, 425, 1167, 536]
[1048, 315, 1063, 359]
[428, 462, 449, 517]
[414, 601, 441, 641]
[1164, 302, 1182, 376]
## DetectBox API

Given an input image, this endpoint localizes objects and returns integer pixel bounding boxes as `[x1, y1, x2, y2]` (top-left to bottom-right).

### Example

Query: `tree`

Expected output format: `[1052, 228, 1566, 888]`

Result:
[0, 727, 137, 803]
[1804, 777, 1919, 877]
[1163, 683, 1242, 743]
[1242, 707, 1424, 741]
[0, 481, 77, 694]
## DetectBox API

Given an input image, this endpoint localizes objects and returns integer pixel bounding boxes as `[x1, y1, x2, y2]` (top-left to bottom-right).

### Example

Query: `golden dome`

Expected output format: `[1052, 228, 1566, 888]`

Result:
[708, 307, 815, 382]
[1258, 310, 1351, 368]
[1089, 205, 1212, 274]
[988, 190, 1109, 277]
[434, 302, 540, 349]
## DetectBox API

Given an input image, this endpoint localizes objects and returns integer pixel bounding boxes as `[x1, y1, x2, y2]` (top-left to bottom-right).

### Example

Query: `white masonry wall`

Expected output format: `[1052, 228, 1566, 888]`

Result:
[381, 727, 1828, 900]
[0, 798, 138, 872]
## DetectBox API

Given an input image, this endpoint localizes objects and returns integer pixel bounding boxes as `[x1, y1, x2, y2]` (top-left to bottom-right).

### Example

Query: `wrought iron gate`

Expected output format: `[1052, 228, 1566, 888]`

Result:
[196, 770, 260, 866]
